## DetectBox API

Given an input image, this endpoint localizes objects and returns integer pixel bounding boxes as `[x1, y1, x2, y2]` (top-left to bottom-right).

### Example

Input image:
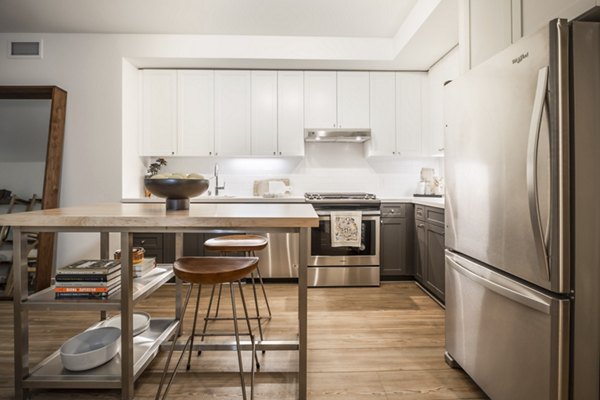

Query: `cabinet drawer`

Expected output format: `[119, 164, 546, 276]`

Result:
[415, 205, 425, 221]
[425, 207, 445, 227]
[133, 233, 163, 250]
[381, 204, 407, 218]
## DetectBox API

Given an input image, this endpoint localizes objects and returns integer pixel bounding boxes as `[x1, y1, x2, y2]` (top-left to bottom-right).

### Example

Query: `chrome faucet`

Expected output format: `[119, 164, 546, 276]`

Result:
[213, 163, 225, 196]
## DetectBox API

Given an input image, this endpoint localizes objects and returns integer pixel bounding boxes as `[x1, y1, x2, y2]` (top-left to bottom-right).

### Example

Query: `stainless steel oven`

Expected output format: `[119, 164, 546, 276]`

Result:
[304, 192, 380, 287]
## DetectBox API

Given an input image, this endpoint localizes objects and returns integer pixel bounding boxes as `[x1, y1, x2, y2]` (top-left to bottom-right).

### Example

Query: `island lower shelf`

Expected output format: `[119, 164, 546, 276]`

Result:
[23, 318, 179, 389]
[22, 265, 174, 311]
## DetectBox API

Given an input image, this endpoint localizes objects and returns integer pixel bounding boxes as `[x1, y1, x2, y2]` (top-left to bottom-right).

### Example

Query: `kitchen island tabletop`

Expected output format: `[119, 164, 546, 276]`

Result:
[3, 202, 318, 400]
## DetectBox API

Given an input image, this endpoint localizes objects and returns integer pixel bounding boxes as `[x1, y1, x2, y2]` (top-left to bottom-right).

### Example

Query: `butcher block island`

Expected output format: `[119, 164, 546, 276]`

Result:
[0, 202, 318, 400]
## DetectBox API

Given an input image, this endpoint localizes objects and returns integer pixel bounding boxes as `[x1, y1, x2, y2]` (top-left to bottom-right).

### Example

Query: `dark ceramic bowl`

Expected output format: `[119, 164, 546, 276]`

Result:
[144, 178, 209, 210]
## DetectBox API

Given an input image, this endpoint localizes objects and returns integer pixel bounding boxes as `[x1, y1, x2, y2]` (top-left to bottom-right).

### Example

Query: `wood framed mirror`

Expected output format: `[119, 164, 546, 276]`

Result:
[0, 86, 66, 295]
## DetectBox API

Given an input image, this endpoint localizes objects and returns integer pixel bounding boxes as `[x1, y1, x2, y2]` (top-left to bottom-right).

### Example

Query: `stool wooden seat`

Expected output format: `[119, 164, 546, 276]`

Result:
[204, 234, 268, 252]
[201, 235, 272, 350]
[174, 256, 258, 284]
[157, 256, 258, 400]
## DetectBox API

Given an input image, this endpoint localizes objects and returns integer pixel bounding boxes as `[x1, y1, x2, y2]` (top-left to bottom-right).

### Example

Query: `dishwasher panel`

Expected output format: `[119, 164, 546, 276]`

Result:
[255, 232, 299, 278]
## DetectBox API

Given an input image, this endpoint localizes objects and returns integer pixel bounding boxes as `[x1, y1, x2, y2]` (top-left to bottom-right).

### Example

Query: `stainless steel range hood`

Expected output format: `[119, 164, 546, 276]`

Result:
[304, 128, 371, 143]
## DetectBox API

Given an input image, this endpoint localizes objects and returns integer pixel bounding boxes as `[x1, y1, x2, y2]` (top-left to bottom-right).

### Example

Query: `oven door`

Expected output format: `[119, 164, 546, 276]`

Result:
[307, 211, 380, 266]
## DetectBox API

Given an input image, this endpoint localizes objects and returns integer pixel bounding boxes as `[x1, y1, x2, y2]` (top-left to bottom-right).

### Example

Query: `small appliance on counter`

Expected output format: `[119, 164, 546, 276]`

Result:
[253, 178, 292, 198]
[414, 168, 443, 197]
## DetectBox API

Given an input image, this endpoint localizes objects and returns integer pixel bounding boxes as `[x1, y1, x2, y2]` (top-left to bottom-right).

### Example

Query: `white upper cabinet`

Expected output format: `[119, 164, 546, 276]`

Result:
[396, 72, 426, 156]
[214, 70, 252, 156]
[337, 71, 370, 128]
[304, 71, 370, 129]
[304, 71, 337, 128]
[140, 70, 177, 156]
[277, 71, 304, 157]
[367, 72, 396, 157]
[251, 71, 278, 156]
[177, 70, 214, 156]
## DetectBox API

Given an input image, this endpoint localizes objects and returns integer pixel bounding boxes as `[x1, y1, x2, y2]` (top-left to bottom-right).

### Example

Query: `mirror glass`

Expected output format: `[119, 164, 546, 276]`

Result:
[0, 99, 50, 293]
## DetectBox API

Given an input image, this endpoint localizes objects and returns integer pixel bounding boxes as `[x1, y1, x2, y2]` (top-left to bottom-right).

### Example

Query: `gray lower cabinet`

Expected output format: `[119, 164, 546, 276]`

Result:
[414, 204, 445, 303]
[133, 233, 222, 263]
[380, 204, 414, 278]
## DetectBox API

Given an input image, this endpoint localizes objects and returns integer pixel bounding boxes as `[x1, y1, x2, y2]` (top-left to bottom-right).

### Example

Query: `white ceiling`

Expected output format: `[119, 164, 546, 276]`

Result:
[0, 0, 418, 37]
[0, 0, 458, 70]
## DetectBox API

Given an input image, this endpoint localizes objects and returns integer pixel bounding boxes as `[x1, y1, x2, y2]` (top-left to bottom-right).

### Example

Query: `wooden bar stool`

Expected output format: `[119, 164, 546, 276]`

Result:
[201, 235, 271, 347]
[156, 256, 258, 400]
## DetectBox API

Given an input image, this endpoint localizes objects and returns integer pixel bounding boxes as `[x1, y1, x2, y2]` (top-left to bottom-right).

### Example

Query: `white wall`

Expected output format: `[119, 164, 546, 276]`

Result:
[425, 47, 460, 156]
[0, 32, 443, 266]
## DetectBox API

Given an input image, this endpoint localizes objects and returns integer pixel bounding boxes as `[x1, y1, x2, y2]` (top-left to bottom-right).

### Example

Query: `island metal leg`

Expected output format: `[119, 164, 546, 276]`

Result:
[298, 227, 308, 400]
[174, 233, 184, 335]
[120, 232, 134, 400]
[13, 228, 28, 400]
[100, 232, 109, 321]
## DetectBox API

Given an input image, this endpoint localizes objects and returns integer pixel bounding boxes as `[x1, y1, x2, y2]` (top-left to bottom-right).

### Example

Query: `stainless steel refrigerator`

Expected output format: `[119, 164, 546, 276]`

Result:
[444, 12, 600, 400]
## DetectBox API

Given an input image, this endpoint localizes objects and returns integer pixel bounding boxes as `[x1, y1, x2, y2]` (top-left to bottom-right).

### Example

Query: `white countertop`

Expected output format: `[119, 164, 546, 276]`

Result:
[123, 196, 445, 209]
[122, 196, 306, 204]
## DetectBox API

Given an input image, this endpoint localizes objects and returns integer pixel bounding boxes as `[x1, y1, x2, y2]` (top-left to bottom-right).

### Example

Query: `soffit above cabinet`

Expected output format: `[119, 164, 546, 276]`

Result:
[0, 0, 458, 71]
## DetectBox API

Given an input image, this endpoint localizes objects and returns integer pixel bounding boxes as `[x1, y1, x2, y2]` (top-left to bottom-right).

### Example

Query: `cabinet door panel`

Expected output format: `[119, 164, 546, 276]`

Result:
[368, 72, 396, 156]
[396, 72, 424, 155]
[304, 71, 336, 128]
[214, 70, 251, 156]
[251, 71, 278, 156]
[381, 218, 410, 276]
[177, 70, 214, 156]
[278, 71, 305, 156]
[140, 70, 176, 156]
[425, 222, 445, 301]
[337, 71, 370, 128]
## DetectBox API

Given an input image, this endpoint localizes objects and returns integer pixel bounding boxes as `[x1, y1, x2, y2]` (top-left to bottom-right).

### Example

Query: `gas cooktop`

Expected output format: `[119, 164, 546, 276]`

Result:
[304, 192, 377, 201]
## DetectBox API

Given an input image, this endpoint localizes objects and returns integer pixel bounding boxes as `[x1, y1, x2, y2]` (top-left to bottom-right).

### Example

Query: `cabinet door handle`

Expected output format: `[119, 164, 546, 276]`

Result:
[209, 151, 212, 155]
[438, 148, 444, 152]
[417, 223, 425, 228]
[273, 151, 276, 155]
[279, 151, 282, 155]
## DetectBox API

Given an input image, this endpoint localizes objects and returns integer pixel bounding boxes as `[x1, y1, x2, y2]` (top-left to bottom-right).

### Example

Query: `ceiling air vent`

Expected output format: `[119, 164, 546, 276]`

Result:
[8, 40, 43, 58]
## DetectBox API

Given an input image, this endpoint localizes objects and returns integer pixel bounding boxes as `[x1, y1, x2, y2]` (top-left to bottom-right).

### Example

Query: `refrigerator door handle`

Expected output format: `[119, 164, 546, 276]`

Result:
[526, 66, 551, 281]
[446, 253, 551, 314]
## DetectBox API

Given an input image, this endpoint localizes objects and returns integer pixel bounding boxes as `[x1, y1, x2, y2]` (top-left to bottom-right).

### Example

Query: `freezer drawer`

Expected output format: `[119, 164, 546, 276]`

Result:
[445, 251, 569, 400]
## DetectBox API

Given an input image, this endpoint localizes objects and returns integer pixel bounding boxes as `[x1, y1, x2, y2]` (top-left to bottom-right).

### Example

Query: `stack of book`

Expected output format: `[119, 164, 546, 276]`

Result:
[133, 257, 156, 278]
[54, 260, 121, 299]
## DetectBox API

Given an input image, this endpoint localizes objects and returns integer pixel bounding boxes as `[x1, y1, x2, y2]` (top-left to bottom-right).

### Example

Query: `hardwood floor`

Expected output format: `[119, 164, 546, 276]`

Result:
[0, 282, 487, 399]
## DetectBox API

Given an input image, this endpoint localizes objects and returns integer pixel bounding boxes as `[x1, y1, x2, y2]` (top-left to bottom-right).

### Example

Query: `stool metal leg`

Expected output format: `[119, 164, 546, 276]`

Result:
[249, 271, 264, 342]
[249, 250, 272, 320]
[238, 280, 260, 370]
[198, 284, 217, 356]
[186, 284, 202, 370]
[230, 282, 251, 400]
[255, 263, 272, 319]
[214, 282, 224, 317]
[156, 283, 194, 400]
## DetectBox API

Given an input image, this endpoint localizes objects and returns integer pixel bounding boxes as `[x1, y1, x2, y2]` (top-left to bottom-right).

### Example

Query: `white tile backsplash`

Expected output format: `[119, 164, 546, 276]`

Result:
[131, 143, 443, 198]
